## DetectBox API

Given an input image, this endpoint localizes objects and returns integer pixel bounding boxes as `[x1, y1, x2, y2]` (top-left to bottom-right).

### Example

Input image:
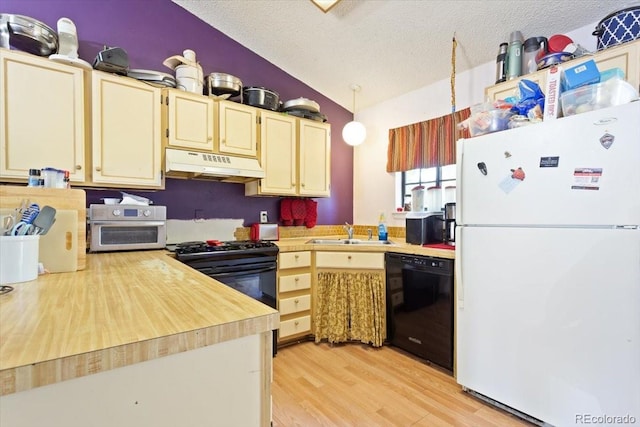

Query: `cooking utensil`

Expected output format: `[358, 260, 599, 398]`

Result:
[282, 97, 320, 113]
[593, 6, 640, 50]
[0, 13, 58, 56]
[127, 69, 177, 88]
[284, 108, 327, 122]
[537, 52, 573, 70]
[242, 86, 280, 111]
[207, 73, 242, 96]
[93, 46, 129, 75]
[32, 205, 57, 235]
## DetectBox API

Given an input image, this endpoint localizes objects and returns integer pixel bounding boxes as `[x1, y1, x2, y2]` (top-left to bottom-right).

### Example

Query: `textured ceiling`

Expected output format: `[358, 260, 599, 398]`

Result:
[172, 0, 630, 111]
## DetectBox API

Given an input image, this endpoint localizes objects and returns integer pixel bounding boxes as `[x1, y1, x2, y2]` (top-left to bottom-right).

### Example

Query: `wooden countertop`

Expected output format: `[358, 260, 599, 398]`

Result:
[275, 236, 456, 259]
[0, 250, 279, 396]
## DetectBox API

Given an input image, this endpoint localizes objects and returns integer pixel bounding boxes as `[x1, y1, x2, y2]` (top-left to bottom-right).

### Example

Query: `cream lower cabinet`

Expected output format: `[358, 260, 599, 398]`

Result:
[91, 71, 163, 188]
[162, 89, 214, 151]
[485, 39, 640, 102]
[0, 49, 86, 183]
[314, 251, 386, 347]
[214, 100, 258, 158]
[277, 251, 313, 343]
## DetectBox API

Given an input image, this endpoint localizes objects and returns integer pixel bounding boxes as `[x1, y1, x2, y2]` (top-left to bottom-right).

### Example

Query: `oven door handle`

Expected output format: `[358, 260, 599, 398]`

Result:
[91, 221, 166, 226]
[207, 266, 276, 278]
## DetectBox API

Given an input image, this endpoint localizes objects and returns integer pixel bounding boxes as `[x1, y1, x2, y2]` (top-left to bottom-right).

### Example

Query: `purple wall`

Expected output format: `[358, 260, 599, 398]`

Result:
[4, 0, 354, 226]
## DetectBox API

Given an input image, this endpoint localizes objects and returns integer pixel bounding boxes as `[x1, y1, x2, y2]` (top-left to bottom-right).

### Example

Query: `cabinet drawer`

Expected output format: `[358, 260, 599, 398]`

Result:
[279, 315, 311, 339]
[279, 273, 311, 293]
[279, 294, 311, 315]
[315, 251, 384, 269]
[279, 251, 311, 269]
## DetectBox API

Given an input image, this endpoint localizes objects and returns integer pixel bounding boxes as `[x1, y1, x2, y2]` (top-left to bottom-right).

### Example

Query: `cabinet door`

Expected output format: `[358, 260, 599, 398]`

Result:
[298, 120, 331, 197]
[163, 89, 214, 151]
[91, 72, 162, 187]
[0, 49, 86, 182]
[593, 40, 640, 92]
[254, 111, 297, 195]
[215, 101, 258, 158]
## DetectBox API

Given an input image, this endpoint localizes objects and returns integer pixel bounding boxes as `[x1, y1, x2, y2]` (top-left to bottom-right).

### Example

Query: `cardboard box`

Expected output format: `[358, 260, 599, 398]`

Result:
[543, 65, 562, 121]
[562, 59, 600, 91]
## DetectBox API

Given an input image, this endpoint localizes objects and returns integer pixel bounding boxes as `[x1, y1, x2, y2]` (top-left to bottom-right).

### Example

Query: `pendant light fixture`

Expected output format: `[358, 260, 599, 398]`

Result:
[342, 84, 366, 146]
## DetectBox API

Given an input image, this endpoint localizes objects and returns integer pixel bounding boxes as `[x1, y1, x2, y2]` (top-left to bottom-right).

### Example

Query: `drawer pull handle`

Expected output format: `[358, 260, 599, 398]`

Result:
[294, 277, 299, 282]
[294, 299, 299, 304]
[347, 255, 352, 260]
[294, 254, 299, 259]
[294, 321, 299, 326]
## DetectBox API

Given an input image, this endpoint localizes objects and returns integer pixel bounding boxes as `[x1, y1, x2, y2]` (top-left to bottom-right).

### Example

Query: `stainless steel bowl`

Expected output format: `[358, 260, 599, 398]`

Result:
[207, 73, 242, 96]
[0, 14, 58, 56]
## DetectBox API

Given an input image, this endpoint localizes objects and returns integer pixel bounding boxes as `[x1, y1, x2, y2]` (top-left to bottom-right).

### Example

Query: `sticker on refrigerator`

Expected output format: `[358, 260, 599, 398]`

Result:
[498, 167, 526, 193]
[600, 133, 614, 150]
[571, 168, 602, 190]
[540, 156, 559, 168]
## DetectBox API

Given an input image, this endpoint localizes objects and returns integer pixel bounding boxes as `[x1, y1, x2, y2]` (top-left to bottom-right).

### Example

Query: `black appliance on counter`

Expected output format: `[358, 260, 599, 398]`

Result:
[405, 213, 445, 245]
[171, 240, 279, 356]
[385, 252, 454, 372]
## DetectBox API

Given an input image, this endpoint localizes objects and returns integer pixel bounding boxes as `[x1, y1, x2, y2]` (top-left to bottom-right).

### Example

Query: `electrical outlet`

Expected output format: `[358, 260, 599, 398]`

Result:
[260, 211, 268, 223]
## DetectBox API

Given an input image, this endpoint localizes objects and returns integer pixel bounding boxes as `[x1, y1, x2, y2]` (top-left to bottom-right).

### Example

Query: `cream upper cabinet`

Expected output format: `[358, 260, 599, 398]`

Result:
[91, 71, 162, 188]
[246, 111, 297, 196]
[485, 40, 640, 102]
[298, 120, 331, 197]
[0, 49, 86, 182]
[162, 89, 214, 151]
[246, 115, 331, 197]
[214, 100, 258, 158]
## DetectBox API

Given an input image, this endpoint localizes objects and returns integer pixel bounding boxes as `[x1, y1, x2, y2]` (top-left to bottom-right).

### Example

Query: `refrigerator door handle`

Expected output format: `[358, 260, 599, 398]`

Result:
[456, 139, 464, 225]
[455, 226, 464, 308]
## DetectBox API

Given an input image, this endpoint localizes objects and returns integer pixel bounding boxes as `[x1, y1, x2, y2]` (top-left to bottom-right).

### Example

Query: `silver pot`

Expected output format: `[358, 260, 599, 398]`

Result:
[207, 73, 242, 97]
[242, 86, 280, 111]
[0, 13, 58, 56]
[282, 97, 320, 113]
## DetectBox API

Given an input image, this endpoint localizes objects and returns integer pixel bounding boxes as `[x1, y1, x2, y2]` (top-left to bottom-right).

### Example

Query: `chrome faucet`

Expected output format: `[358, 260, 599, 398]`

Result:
[343, 222, 354, 240]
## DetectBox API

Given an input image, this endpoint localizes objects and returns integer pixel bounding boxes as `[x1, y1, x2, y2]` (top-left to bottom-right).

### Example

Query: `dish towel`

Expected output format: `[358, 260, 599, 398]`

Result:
[304, 199, 317, 228]
[291, 199, 306, 226]
[280, 198, 293, 226]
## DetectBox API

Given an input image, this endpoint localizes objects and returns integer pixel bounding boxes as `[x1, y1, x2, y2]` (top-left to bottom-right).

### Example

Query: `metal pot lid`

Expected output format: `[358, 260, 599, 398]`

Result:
[1, 13, 59, 56]
[282, 97, 320, 113]
[243, 86, 280, 97]
[127, 69, 177, 87]
[208, 72, 242, 85]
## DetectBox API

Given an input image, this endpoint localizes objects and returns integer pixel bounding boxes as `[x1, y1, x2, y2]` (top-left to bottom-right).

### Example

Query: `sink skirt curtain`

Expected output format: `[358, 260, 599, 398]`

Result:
[314, 271, 385, 347]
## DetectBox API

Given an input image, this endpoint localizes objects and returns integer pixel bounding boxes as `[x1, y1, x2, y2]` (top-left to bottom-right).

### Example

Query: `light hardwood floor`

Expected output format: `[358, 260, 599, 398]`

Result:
[272, 341, 534, 427]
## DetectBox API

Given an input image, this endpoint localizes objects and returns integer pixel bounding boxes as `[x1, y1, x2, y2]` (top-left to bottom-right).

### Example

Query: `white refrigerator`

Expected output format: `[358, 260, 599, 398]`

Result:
[455, 101, 640, 426]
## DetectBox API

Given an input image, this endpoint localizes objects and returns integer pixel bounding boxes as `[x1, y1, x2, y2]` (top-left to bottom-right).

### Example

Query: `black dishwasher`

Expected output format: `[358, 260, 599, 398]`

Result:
[385, 252, 454, 372]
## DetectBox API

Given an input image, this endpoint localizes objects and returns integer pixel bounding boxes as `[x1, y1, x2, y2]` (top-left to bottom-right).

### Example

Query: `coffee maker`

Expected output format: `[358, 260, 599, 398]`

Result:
[444, 202, 456, 245]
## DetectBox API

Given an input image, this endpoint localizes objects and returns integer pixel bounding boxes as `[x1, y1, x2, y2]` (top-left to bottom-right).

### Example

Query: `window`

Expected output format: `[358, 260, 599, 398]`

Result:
[401, 164, 456, 212]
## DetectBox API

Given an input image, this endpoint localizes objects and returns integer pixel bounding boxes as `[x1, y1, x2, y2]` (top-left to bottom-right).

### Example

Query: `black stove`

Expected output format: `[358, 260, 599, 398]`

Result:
[171, 239, 280, 356]
[173, 240, 279, 262]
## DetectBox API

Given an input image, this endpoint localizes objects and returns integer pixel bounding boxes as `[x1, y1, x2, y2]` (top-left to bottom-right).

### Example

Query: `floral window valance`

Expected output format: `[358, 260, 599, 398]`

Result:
[386, 108, 471, 173]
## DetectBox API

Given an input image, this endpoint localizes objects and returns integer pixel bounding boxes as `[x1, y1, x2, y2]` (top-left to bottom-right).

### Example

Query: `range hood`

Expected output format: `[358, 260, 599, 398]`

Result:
[165, 148, 265, 183]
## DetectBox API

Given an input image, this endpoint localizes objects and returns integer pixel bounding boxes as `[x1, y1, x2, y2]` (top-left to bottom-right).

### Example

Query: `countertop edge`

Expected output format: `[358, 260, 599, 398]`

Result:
[0, 311, 278, 396]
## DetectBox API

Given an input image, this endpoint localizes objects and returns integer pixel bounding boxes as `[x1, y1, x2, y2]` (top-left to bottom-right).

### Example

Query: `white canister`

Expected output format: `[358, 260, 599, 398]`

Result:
[0, 235, 40, 284]
[444, 185, 456, 204]
[411, 186, 425, 212]
[426, 186, 442, 212]
[175, 63, 203, 94]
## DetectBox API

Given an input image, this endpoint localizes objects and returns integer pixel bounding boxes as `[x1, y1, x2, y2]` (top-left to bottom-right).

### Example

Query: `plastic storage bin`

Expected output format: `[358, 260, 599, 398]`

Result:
[560, 78, 638, 116]
[0, 235, 39, 284]
[468, 109, 514, 137]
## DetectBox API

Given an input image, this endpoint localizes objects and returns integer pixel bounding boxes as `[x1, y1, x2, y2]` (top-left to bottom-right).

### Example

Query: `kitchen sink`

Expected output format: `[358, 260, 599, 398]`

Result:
[306, 238, 394, 245]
